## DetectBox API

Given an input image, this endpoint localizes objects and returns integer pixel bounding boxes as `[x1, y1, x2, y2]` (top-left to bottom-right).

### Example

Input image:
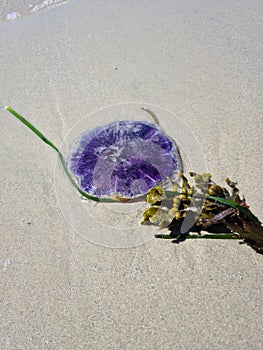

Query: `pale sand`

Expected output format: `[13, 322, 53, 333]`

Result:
[0, 0, 262, 349]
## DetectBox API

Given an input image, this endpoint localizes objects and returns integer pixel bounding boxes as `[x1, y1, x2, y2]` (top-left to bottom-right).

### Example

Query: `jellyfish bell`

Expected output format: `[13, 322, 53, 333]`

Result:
[67, 120, 183, 199]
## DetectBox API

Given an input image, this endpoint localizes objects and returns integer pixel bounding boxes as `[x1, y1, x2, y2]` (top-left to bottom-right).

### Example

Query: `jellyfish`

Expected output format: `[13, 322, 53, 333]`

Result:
[68, 118, 182, 199]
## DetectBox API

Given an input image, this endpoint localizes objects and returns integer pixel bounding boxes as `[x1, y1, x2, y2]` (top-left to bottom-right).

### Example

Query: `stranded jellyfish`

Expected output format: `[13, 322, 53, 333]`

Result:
[68, 119, 182, 198]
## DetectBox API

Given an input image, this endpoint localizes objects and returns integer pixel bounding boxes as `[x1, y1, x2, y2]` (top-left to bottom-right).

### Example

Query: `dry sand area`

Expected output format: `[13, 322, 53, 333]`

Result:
[0, 0, 262, 349]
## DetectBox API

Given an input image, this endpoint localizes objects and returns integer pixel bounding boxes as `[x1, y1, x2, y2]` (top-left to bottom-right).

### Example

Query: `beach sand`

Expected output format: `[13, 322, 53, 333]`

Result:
[0, 0, 262, 349]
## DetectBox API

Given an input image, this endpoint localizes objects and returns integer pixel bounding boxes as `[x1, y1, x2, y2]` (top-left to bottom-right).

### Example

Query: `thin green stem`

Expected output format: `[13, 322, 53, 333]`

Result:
[5, 106, 59, 153]
[186, 234, 239, 240]
[5, 106, 116, 203]
[155, 233, 239, 240]
[206, 195, 260, 224]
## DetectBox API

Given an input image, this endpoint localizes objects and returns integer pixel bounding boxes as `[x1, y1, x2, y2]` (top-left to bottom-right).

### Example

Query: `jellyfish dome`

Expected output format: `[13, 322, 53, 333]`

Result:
[68, 120, 182, 198]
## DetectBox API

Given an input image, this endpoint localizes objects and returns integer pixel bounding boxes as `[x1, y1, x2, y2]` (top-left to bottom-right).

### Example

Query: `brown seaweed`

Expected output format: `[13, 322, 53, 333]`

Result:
[142, 173, 263, 254]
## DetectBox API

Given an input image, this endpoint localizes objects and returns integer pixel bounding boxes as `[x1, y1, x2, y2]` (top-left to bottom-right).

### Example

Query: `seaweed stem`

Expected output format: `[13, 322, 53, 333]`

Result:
[5, 106, 116, 203]
[155, 233, 239, 240]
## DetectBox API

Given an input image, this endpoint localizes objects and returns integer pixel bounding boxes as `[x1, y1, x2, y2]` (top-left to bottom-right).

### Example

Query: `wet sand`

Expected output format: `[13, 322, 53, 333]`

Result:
[0, 0, 262, 349]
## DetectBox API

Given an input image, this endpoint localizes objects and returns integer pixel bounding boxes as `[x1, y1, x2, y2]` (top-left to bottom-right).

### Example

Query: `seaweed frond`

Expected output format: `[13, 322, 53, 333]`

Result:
[142, 173, 262, 254]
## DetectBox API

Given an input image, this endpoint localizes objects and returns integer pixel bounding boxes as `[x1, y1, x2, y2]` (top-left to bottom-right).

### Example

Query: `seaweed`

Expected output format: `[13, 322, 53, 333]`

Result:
[142, 173, 263, 254]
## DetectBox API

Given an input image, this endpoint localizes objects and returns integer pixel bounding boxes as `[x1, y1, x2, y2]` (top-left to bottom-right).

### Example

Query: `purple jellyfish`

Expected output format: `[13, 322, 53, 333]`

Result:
[68, 120, 182, 198]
